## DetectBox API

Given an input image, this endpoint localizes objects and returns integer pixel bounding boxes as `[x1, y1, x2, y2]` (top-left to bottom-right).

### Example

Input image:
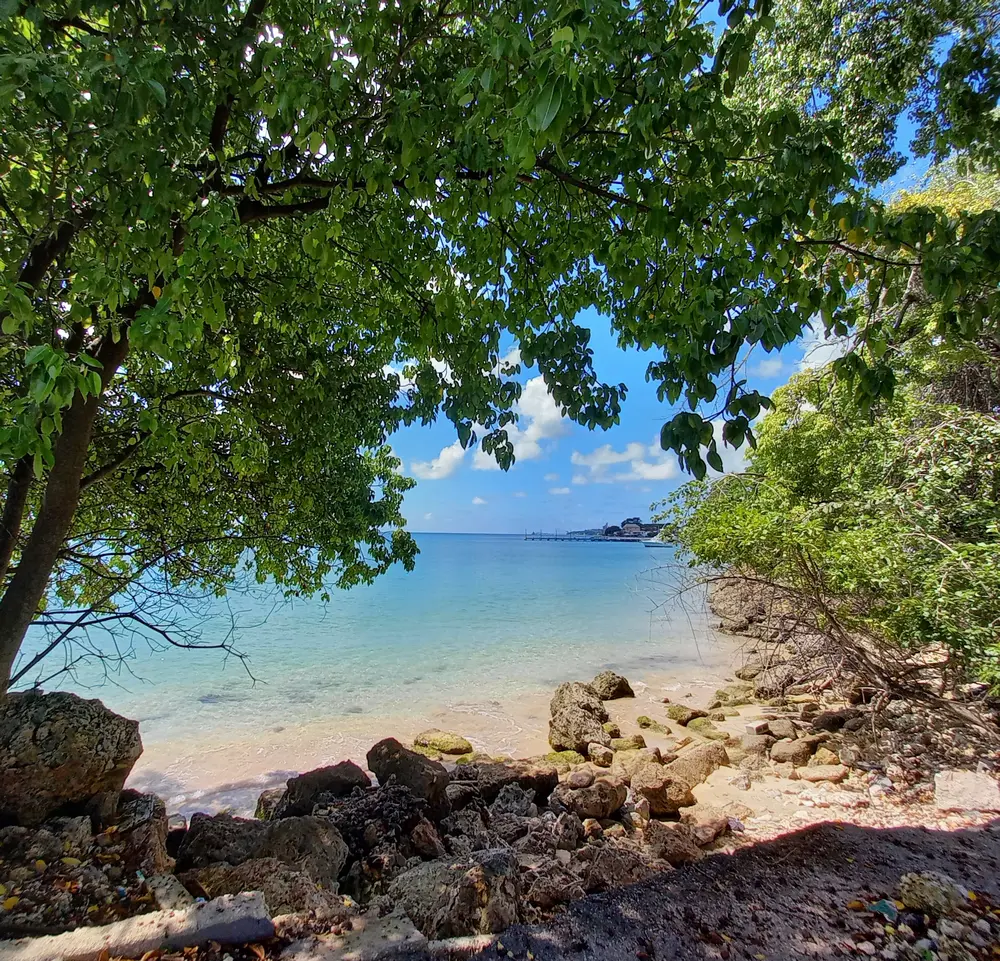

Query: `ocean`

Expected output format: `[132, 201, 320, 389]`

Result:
[20, 533, 731, 814]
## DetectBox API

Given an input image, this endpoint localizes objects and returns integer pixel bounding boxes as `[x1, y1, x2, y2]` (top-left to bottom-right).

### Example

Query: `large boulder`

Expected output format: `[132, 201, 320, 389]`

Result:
[550, 778, 627, 820]
[115, 789, 171, 874]
[461, 760, 558, 805]
[609, 748, 663, 785]
[367, 738, 450, 820]
[591, 671, 635, 700]
[180, 858, 342, 916]
[548, 682, 611, 754]
[274, 761, 370, 818]
[0, 691, 142, 826]
[175, 813, 348, 885]
[666, 743, 730, 788]
[386, 848, 520, 939]
[630, 762, 695, 815]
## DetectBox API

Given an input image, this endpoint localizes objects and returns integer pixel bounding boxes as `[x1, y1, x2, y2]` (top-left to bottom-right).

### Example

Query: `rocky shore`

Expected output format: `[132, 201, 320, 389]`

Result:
[1, 602, 999, 960]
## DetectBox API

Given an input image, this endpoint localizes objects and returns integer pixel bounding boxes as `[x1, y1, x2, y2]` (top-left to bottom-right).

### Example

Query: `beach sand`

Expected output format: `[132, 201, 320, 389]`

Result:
[126, 656, 738, 819]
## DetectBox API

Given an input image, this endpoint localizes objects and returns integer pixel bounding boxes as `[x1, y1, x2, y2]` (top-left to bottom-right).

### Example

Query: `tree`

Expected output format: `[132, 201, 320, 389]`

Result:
[0, 0, 997, 692]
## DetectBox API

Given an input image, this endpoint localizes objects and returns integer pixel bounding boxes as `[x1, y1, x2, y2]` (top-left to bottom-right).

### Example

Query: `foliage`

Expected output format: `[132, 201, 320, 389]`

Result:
[0, 0, 999, 684]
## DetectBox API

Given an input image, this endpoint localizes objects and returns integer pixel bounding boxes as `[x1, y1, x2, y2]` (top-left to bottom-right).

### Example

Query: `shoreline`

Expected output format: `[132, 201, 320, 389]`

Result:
[125, 660, 737, 818]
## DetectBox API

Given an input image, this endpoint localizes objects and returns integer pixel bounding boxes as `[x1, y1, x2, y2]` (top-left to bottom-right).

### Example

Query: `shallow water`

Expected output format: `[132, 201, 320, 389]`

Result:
[18, 534, 730, 814]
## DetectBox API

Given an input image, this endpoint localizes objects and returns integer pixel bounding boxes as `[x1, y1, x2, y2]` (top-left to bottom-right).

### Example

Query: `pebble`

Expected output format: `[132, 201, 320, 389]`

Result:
[857, 941, 876, 956]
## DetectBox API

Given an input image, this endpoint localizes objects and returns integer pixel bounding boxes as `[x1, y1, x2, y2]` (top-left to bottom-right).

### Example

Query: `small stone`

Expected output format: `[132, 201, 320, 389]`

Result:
[602, 722, 622, 738]
[588, 744, 614, 768]
[666, 705, 707, 726]
[728, 772, 751, 791]
[767, 718, 797, 740]
[564, 769, 595, 790]
[582, 818, 603, 839]
[610, 735, 646, 751]
[809, 747, 840, 767]
[856, 941, 876, 957]
[636, 716, 669, 734]
[769, 738, 814, 766]
[414, 730, 474, 756]
[797, 765, 848, 783]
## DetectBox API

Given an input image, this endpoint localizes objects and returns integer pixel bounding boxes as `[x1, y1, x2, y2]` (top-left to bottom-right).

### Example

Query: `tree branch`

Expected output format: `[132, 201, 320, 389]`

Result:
[0, 457, 33, 584]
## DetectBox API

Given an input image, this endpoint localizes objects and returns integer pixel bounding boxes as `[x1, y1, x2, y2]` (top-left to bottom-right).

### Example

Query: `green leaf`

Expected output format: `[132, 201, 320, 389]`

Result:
[529, 83, 562, 132]
[552, 26, 573, 46]
[147, 79, 166, 107]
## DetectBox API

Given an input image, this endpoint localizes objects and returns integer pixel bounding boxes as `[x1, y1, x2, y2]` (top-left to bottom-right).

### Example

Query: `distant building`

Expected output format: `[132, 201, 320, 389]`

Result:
[602, 517, 664, 539]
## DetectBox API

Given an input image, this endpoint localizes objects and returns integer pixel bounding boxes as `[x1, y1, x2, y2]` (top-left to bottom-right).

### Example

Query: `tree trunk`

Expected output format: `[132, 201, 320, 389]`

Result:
[0, 456, 33, 584]
[0, 332, 129, 695]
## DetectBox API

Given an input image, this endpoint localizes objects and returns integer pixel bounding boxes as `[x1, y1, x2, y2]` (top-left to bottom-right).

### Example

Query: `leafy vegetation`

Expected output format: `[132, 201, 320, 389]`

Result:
[0, 0, 998, 688]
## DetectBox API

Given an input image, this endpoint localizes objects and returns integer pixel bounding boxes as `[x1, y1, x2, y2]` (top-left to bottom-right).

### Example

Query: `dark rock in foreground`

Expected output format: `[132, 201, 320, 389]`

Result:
[0, 691, 142, 827]
[367, 738, 450, 820]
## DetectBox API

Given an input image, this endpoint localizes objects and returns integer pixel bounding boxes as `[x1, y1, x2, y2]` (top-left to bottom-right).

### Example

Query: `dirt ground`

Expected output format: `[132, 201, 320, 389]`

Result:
[399, 818, 1000, 961]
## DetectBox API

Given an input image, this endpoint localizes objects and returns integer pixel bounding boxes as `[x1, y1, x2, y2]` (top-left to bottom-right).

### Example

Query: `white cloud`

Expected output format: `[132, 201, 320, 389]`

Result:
[798, 326, 849, 370]
[750, 356, 785, 378]
[472, 496, 487, 505]
[493, 347, 521, 375]
[410, 440, 465, 480]
[423, 512, 433, 520]
[473, 375, 571, 470]
[570, 438, 680, 484]
[513, 491, 527, 498]
[549, 487, 571, 495]
[544, 472, 559, 482]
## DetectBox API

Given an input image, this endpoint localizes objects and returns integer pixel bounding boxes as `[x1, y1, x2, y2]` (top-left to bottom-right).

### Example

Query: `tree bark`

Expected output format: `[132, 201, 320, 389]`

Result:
[0, 456, 33, 584]
[0, 331, 129, 695]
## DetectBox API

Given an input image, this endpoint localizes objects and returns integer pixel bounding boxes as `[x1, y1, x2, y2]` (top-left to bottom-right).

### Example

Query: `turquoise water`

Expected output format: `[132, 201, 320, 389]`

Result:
[20, 534, 722, 747]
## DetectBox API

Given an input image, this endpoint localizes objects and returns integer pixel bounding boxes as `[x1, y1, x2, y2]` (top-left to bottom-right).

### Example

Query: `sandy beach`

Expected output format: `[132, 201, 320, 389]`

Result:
[126, 657, 738, 818]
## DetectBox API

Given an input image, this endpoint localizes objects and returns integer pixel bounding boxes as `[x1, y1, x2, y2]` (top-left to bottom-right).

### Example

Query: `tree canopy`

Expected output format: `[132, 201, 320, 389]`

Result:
[0, 0, 998, 689]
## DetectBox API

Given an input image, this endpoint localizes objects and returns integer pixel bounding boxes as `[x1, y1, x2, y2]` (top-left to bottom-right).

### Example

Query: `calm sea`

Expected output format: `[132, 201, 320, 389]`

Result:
[19, 533, 723, 748]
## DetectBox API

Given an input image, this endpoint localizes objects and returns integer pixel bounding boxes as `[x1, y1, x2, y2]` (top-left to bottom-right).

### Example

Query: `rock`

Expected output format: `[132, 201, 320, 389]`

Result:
[610, 735, 646, 751]
[582, 817, 603, 839]
[809, 746, 841, 766]
[686, 717, 726, 740]
[564, 769, 595, 790]
[636, 716, 669, 733]
[934, 770, 1000, 812]
[591, 671, 635, 700]
[116, 789, 170, 874]
[553, 812, 584, 850]
[666, 743, 730, 788]
[314, 783, 426, 854]
[643, 820, 702, 865]
[753, 665, 797, 699]
[410, 818, 447, 859]
[896, 871, 967, 915]
[175, 813, 348, 885]
[681, 807, 730, 846]
[255, 788, 285, 821]
[281, 905, 424, 960]
[742, 733, 775, 756]
[367, 738, 450, 820]
[463, 760, 558, 805]
[0, 691, 142, 827]
[444, 781, 481, 812]
[728, 772, 752, 791]
[525, 862, 586, 909]
[275, 762, 371, 818]
[745, 720, 770, 735]
[550, 778, 627, 820]
[414, 730, 474, 756]
[549, 682, 611, 754]
[181, 858, 341, 917]
[610, 748, 663, 785]
[582, 842, 655, 893]
[630, 762, 695, 814]
[602, 722, 622, 738]
[666, 705, 707, 726]
[767, 718, 797, 740]
[541, 750, 587, 772]
[713, 682, 756, 706]
[769, 738, 814, 766]
[811, 708, 862, 732]
[440, 808, 489, 848]
[588, 743, 614, 767]
[488, 784, 536, 818]
[797, 764, 848, 783]
[734, 654, 765, 680]
[386, 849, 520, 938]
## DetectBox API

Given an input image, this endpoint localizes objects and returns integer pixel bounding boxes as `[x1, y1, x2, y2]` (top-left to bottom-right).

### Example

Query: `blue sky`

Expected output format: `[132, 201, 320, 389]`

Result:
[389, 316, 839, 534]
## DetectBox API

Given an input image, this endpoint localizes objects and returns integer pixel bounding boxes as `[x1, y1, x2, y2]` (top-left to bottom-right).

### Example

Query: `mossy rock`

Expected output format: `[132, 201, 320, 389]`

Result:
[410, 743, 444, 760]
[454, 751, 496, 765]
[687, 717, 728, 741]
[666, 704, 707, 725]
[414, 729, 474, 755]
[636, 716, 669, 734]
[602, 721, 622, 738]
[712, 683, 756, 707]
[543, 750, 587, 773]
[610, 734, 646, 751]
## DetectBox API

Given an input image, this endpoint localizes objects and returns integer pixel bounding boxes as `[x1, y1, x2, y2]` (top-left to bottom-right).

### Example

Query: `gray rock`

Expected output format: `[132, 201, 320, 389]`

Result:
[488, 783, 537, 818]
[275, 762, 371, 818]
[386, 849, 520, 938]
[552, 811, 584, 850]
[116, 789, 170, 874]
[367, 738, 450, 820]
[934, 769, 1000, 812]
[588, 743, 614, 767]
[181, 857, 342, 917]
[410, 817, 448, 859]
[461, 760, 558, 805]
[769, 738, 814, 766]
[666, 742, 730, 788]
[549, 682, 611, 754]
[630, 762, 695, 814]
[0, 691, 142, 827]
[741, 733, 775, 756]
[550, 778, 627, 820]
[643, 819, 702, 865]
[255, 788, 285, 821]
[811, 708, 862, 732]
[581, 842, 655, 893]
[591, 671, 635, 700]
[525, 862, 586, 909]
[767, 718, 797, 740]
